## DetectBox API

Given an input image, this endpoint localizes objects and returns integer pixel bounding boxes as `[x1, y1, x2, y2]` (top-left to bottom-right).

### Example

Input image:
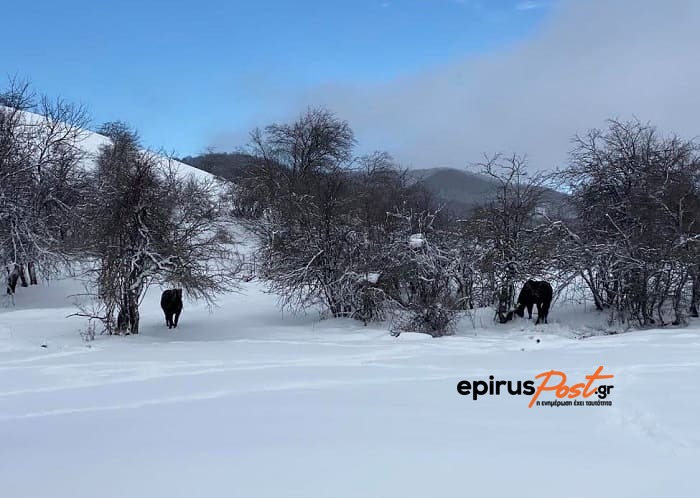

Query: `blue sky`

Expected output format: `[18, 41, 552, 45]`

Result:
[0, 0, 551, 156]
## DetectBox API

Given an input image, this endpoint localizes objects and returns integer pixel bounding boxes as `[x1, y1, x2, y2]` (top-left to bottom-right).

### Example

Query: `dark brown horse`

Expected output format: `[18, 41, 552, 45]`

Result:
[501, 280, 553, 325]
[513, 280, 553, 325]
[160, 289, 183, 329]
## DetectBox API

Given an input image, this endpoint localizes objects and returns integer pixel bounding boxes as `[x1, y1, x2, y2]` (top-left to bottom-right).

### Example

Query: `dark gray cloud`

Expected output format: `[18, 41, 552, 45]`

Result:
[213, 0, 700, 170]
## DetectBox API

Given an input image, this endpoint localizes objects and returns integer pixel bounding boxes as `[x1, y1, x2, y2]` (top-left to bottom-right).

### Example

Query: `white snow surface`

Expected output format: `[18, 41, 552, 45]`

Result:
[363, 272, 381, 284]
[1, 276, 698, 498]
[77, 125, 211, 182]
[3, 107, 211, 182]
[409, 233, 425, 248]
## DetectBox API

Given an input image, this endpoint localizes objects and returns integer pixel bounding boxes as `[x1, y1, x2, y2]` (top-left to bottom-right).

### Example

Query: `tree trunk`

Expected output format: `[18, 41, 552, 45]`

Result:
[6, 265, 21, 295]
[497, 282, 515, 323]
[116, 286, 141, 335]
[127, 292, 140, 335]
[28, 262, 38, 285]
[581, 269, 605, 311]
[690, 266, 700, 318]
[17, 264, 28, 287]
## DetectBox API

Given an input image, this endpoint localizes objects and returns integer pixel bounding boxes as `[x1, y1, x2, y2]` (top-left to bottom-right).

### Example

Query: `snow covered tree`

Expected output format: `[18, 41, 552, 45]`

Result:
[241, 108, 360, 316]
[81, 123, 240, 334]
[0, 78, 89, 293]
[240, 108, 453, 325]
[561, 119, 700, 326]
[381, 209, 460, 337]
[465, 154, 554, 322]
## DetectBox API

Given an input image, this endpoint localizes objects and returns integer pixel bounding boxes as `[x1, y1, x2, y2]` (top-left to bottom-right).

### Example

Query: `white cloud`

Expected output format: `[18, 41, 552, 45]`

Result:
[516, 1, 545, 11]
[213, 0, 700, 171]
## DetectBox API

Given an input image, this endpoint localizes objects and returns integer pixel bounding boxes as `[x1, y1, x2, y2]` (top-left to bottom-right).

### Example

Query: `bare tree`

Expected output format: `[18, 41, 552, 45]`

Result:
[79, 123, 241, 334]
[0, 78, 89, 294]
[253, 107, 355, 180]
[561, 119, 700, 326]
[241, 109, 358, 315]
[466, 154, 554, 322]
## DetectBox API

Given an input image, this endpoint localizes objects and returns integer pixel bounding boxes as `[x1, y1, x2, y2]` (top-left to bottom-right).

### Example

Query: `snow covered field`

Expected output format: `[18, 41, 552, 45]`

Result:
[1, 276, 698, 498]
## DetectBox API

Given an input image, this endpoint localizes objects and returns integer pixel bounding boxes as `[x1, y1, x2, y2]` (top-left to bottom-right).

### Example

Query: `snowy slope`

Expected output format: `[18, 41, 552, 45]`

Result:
[77, 125, 212, 182]
[1, 276, 699, 498]
[3, 107, 212, 182]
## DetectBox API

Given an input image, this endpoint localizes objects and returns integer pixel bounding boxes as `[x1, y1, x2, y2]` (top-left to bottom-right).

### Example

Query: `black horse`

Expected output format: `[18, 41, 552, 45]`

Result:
[160, 289, 183, 329]
[512, 280, 553, 325]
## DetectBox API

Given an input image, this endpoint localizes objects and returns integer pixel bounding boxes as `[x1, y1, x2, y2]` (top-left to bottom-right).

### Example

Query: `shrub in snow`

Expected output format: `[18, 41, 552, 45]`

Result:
[384, 210, 461, 337]
[352, 282, 387, 325]
[391, 303, 459, 338]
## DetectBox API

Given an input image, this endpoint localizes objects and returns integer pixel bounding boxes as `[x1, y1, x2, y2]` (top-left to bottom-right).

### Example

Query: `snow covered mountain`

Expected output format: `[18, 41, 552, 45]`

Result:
[3, 107, 213, 182]
[79, 123, 214, 183]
